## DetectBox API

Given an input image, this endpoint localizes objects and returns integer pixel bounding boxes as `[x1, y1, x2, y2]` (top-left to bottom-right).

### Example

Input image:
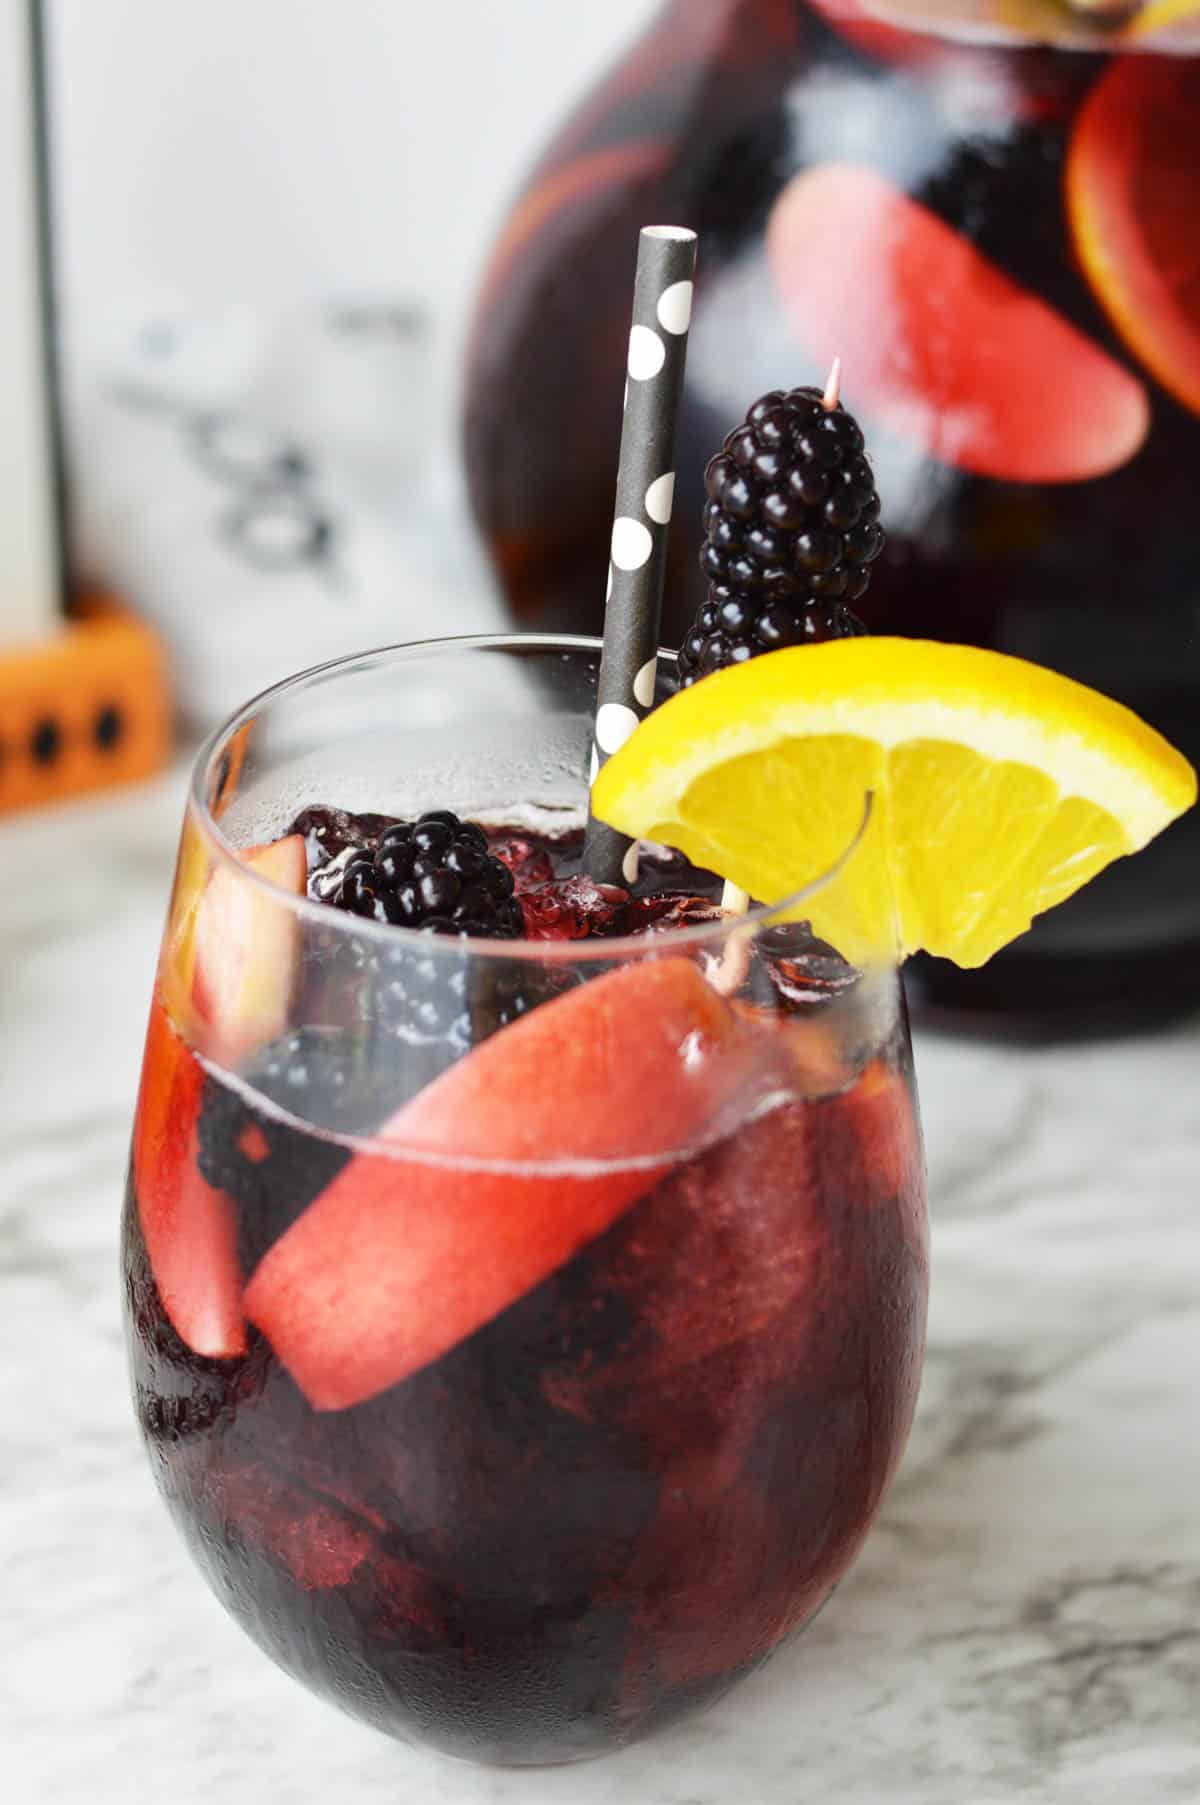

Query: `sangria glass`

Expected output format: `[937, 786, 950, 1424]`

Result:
[122, 635, 928, 1766]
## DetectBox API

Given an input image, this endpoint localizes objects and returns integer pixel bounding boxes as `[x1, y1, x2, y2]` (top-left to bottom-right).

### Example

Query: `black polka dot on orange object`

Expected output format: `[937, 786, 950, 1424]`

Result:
[95, 704, 123, 750]
[31, 718, 61, 765]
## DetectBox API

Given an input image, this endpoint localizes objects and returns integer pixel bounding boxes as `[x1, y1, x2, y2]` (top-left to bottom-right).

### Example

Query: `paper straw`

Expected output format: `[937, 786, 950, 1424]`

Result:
[583, 225, 698, 886]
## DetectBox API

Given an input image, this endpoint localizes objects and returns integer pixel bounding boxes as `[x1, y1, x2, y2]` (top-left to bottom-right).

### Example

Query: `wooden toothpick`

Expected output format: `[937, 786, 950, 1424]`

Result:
[822, 354, 842, 412]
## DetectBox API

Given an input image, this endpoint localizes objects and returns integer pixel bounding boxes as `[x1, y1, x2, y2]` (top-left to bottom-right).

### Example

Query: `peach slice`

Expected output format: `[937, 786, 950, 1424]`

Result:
[133, 994, 245, 1358]
[767, 161, 1149, 482]
[192, 835, 307, 1065]
[245, 958, 783, 1412]
[1068, 58, 1200, 419]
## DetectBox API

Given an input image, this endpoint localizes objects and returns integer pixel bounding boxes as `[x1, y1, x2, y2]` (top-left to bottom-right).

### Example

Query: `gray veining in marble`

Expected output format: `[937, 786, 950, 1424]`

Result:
[3, 765, 1198, 1804]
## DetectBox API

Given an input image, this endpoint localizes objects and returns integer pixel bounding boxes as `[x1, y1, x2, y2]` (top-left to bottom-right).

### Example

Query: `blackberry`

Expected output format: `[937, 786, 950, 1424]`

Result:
[375, 934, 579, 1063]
[677, 589, 866, 687]
[333, 810, 524, 940]
[295, 809, 572, 1078]
[755, 922, 861, 1009]
[196, 1026, 396, 1274]
[702, 386, 884, 599]
[678, 384, 883, 686]
[291, 804, 394, 873]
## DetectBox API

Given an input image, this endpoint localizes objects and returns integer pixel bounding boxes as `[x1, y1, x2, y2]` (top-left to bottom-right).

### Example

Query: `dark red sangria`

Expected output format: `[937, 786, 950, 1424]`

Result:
[123, 637, 927, 1765]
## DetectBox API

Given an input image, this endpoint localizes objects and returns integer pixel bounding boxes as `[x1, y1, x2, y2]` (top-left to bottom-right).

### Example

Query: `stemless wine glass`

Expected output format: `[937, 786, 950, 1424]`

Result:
[123, 635, 928, 1767]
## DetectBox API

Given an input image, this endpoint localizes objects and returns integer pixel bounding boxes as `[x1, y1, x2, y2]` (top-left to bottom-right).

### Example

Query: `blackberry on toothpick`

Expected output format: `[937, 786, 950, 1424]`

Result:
[677, 360, 883, 688]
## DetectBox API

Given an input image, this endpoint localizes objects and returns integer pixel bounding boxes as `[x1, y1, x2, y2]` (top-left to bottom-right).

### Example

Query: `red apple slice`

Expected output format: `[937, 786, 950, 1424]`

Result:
[192, 834, 307, 1065]
[133, 994, 246, 1358]
[245, 957, 782, 1411]
[1068, 58, 1200, 419]
[767, 161, 1149, 482]
[807, 0, 947, 65]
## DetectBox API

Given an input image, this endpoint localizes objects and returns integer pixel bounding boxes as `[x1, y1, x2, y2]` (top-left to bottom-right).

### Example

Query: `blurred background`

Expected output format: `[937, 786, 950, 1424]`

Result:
[52, 0, 656, 442]
[45, 0, 658, 719]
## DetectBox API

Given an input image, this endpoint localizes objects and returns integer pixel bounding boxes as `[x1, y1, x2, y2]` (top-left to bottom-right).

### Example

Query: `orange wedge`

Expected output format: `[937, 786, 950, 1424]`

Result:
[591, 639, 1196, 967]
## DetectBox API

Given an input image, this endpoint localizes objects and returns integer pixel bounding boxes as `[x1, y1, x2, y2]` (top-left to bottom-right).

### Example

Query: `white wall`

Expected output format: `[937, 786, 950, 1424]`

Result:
[48, 0, 659, 417]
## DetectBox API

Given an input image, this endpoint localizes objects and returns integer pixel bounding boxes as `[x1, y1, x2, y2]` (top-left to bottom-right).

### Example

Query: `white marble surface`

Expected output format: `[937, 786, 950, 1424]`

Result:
[3, 766, 1198, 1804]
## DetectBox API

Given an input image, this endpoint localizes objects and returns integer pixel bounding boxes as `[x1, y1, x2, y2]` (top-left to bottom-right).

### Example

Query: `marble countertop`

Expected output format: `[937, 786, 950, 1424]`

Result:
[3, 765, 1198, 1805]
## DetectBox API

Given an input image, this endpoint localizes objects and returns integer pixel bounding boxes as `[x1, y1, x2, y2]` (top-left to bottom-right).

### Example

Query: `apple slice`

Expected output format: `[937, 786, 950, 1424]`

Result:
[245, 957, 782, 1411]
[807, 0, 947, 66]
[156, 813, 211, 1032]
[768, 161, 1149, 483]
[133, 993, 246, 1358]
[192, 834, 307, 1065]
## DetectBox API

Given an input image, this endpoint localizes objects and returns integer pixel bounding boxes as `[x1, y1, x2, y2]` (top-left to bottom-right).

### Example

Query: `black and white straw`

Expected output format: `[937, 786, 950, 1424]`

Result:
[583, 225, 698, 887]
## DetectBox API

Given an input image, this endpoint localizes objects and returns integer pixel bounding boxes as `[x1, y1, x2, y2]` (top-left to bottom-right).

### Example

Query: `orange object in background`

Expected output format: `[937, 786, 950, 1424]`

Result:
[0, 9, 173, 820]
[0, 593, 172, 817]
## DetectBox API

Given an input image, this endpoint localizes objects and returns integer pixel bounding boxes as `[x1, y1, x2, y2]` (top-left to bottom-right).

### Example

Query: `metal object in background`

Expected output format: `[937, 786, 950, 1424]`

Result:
[0, 0, 65, 640]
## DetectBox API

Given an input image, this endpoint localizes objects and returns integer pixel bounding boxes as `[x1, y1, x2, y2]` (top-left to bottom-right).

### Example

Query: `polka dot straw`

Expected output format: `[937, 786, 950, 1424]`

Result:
[584, 225, 698, 887]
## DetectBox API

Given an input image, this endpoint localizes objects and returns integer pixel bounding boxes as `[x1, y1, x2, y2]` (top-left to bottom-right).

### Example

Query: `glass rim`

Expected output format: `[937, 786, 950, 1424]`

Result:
[189, 631, 878, 965]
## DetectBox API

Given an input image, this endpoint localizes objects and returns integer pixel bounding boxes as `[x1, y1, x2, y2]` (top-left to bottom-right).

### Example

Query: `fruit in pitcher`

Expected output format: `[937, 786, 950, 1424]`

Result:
[192, 834, 307, 1062]
[1068, 57, 1200, 418]
[807, 0, 948, 66]
[767, 163, 1150, 482]
[245, 958, 783, 1410]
